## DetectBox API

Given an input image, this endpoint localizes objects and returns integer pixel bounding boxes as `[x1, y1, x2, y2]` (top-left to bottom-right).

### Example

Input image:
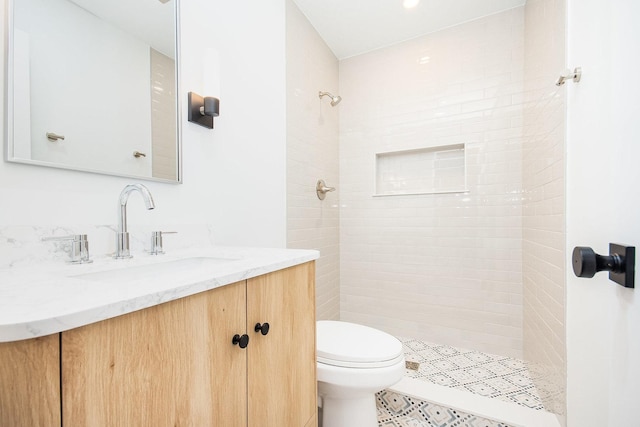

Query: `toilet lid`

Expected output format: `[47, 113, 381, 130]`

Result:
[316, 320, 404, 368]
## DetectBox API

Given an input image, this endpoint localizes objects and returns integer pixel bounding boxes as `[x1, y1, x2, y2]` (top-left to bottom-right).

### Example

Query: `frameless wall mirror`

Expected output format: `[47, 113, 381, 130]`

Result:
[6, 0, 181, 183]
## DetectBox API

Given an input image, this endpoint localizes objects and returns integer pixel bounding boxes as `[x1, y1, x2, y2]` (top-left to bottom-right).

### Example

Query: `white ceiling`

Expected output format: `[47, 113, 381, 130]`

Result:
[292, 0, 526, 59]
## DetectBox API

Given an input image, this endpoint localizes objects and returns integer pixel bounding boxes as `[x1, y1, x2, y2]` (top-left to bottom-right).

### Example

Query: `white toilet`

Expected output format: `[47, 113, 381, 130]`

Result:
[316, 320, 405, 427]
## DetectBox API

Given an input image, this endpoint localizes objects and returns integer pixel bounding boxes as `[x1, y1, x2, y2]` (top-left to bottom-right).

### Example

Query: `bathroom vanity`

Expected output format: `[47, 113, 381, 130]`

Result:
[0, 247, 318, 427]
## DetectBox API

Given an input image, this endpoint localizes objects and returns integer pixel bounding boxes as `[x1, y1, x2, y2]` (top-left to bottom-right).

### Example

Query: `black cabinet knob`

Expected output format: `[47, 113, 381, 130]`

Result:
[232, 334, 249, 348]
[254, 322, 270, 336]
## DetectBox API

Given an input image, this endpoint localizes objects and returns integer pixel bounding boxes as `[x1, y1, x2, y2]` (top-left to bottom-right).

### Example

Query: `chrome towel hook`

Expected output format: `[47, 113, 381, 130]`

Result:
[556, 67, 582, 86]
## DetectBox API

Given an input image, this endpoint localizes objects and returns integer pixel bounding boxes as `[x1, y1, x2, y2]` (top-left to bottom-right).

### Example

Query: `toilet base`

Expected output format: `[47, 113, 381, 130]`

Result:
[321, 394, 377, 427]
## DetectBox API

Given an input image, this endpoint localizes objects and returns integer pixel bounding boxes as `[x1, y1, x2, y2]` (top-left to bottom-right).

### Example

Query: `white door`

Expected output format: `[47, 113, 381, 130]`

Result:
[566, 0, 640, 426]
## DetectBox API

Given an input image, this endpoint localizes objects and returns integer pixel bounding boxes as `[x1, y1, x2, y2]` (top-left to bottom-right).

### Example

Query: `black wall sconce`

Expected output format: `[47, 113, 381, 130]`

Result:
[188, 92, 220, 129]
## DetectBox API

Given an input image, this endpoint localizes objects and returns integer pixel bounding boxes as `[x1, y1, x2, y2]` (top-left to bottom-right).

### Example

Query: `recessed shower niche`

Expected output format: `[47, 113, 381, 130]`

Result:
[374, 144, 467, 196]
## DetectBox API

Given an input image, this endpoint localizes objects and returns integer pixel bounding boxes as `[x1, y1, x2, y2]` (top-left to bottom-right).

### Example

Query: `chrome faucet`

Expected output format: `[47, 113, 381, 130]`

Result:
[115, 184, 155, 259]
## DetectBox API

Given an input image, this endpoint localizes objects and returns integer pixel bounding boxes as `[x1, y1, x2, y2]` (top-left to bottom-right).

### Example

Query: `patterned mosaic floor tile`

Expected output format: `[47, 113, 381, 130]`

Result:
[397, 337, 557, 411]
[376, 389, 513, 427]
[326, 336, 564, 426]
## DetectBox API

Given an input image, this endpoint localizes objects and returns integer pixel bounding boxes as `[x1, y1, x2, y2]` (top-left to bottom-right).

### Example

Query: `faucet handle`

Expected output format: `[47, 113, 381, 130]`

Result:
[149, 231, 177, 255]
[42, 234, 93, 264]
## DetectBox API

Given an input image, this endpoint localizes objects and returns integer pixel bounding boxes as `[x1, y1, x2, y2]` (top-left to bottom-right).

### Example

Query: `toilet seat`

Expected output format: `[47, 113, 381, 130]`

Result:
[317, 320, 404, 369]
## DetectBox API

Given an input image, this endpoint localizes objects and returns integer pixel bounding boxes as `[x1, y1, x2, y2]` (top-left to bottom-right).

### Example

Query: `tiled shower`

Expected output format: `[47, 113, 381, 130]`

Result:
[286, 0, 565, 419]
[339, 7, 525, 359]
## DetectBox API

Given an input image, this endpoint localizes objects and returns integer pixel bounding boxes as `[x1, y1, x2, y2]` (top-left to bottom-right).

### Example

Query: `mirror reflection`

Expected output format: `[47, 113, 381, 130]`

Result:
[8, 0, 180, 182]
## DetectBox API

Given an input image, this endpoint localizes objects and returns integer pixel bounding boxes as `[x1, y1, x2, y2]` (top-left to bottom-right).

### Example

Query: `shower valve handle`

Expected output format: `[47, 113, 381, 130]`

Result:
[316, 179, 336, 200]
[319, 184, 335, 193]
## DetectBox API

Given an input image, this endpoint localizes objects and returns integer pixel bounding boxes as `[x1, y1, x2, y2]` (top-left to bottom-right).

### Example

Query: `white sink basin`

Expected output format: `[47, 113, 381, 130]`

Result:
[72, 257, 241, 283]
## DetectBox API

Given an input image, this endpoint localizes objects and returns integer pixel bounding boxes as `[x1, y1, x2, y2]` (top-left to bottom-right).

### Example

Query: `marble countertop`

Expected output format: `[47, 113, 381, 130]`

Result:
[0, 246, 319, 343]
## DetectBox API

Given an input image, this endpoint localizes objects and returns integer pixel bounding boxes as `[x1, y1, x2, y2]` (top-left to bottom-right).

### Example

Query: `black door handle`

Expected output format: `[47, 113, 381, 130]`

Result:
[572, 243, 635, 288]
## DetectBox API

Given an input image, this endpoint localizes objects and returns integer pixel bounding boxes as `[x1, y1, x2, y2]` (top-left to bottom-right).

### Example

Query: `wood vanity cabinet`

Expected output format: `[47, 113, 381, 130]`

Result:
[0, 334, 61, 427]
[0, 262, 316, 427]
[246, 264, 317, 427]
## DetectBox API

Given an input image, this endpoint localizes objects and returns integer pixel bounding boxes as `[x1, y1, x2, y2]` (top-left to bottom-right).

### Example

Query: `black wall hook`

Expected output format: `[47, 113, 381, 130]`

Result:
[572, 243, 635, 288]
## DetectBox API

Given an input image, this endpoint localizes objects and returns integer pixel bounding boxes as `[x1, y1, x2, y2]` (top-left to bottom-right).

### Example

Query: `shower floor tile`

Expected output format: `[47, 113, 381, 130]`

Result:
[397, 337, 552, 411]
[373, 338, 564, 426]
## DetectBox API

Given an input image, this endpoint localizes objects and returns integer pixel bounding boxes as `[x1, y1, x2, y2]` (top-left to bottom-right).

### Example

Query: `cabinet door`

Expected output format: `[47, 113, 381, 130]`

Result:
[247, 262, 317, 427]
[0, 334, 61, 427]
[62, 281, 247, 426]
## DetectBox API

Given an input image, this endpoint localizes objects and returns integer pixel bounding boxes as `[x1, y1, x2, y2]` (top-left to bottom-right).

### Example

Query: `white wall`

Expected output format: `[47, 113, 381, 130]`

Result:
[286, 0, 340, 320]
[566, 0, 640, 425]
[339, 8, 526, 358]
[198, 0, 287, 248]
[0, 0, 287, 254]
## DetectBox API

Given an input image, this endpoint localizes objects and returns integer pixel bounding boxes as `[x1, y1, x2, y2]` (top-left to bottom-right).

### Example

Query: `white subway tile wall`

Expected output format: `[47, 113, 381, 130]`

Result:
[338, 8, 526, 358]
[375, 145, 466, 196]
[150, 48, 177, 181]
[286, 0, 341, 320]
[522, 0, 566, 416]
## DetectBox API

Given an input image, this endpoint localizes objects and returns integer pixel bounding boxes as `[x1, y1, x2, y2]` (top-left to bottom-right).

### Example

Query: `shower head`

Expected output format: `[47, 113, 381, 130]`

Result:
[319, 91, 342, 106]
